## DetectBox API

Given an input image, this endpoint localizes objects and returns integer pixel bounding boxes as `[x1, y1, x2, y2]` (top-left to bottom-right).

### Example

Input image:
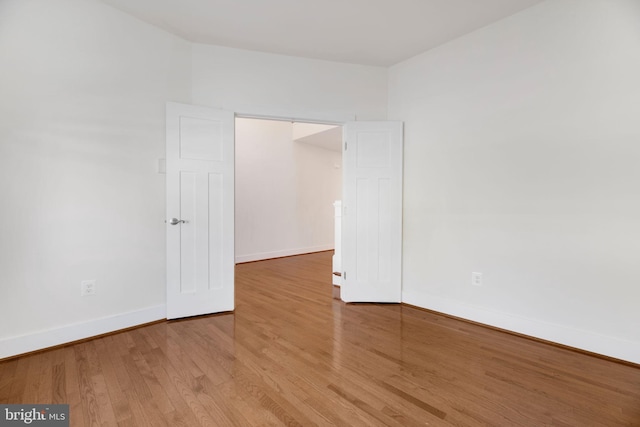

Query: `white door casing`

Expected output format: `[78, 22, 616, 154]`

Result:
[341, 121, 403, 303]
[166, 102, 235, 319]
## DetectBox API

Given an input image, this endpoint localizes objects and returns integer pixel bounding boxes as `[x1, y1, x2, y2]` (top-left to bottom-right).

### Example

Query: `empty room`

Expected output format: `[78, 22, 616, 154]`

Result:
[1, 0, 639, 425]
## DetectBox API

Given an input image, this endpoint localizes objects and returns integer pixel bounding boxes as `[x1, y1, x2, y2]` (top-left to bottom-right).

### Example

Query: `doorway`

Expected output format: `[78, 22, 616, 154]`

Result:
[166, 103, 403, 319]
[234, 117, 342, 273]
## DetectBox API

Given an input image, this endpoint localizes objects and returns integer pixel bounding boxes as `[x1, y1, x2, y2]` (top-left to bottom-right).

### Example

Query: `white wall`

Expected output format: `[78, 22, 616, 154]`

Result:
[389, 0, 640, 363]
[0, 0, 191, 358]
[191, 44, 388, 121]
[235, 118, 341, 262]
[0, 0, 388, 358]
[10, 0, 634, 365]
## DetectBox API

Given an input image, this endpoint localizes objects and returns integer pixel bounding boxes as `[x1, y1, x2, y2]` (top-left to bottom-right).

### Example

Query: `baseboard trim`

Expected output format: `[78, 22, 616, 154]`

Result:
[235, 245, 334, 264]
[402, 290, 640, 366]
[0, 305, 166, 360]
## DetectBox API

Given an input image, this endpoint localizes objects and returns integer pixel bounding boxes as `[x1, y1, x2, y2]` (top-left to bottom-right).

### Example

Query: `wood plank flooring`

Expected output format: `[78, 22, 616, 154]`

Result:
[1, 251, 639, 426]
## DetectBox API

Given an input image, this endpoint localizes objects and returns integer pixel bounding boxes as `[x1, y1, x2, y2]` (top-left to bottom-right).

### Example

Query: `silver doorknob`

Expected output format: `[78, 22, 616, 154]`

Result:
[168, 218, 185, 225]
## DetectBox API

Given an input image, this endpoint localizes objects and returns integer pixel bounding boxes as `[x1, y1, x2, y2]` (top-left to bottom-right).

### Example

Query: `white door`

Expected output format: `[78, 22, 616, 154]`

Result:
[166, 102, 235, 319]
[341, 121, 403, 302]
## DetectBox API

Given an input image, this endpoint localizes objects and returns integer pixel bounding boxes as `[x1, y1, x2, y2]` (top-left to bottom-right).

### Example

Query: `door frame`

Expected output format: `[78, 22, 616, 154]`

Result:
[234, 106, 355, 127]
[232, 108, 353, 299]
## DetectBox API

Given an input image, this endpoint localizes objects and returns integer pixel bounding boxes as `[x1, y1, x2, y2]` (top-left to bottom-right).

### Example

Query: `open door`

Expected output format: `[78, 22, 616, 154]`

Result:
[166, 102, 235, 319]
[341, 121, 403, 303]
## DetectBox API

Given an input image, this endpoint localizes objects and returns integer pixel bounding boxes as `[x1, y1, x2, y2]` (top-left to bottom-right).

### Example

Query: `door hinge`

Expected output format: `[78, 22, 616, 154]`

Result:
[343, 272, 347, 280]
[344, 141, 347, 151]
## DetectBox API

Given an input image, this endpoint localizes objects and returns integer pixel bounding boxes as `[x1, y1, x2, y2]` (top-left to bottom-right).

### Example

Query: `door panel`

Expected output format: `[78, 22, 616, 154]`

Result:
[179, 171, 197, 294]
[208, 172, 224, 290]
[342, 121, 403, 303]
[166, 102, 234, 319]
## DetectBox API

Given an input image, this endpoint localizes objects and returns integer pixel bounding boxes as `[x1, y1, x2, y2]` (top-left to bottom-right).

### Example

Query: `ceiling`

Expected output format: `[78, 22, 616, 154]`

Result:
[293, 123, 342, 152]
[99, 0, 544, 66]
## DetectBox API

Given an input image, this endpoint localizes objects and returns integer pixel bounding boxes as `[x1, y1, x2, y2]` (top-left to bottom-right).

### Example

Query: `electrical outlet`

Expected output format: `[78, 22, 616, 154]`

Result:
[81, 280, 96, 296]
[472, 272, 482, 287]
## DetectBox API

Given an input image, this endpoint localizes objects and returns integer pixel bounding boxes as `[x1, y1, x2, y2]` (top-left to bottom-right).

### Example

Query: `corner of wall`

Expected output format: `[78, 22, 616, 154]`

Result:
[402, 290, 640, 365]
[0, 305, 166, 360]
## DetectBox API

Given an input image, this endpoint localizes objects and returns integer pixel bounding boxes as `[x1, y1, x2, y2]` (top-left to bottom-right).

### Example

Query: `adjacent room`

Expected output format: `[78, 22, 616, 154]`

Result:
[235, 118, 342, 265]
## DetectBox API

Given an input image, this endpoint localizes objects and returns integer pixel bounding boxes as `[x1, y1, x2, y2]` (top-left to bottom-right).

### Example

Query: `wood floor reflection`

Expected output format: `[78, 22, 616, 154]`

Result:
[1, 251, 639, 426]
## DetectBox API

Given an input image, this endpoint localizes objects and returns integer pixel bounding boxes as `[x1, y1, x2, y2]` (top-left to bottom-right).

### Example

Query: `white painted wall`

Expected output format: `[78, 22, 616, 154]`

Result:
[235, 118, 341, 262]
[389, 0, 640, 363]
[191, 44, 388, 121]
[0, 0, 191, 357]
[0, 0, 388, 358]
[9, 0, 633, 365]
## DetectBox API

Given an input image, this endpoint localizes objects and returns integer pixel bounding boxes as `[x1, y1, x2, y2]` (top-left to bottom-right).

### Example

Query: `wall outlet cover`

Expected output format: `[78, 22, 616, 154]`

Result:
[472, 272, 482, 286]
[81, 280, 96, 296]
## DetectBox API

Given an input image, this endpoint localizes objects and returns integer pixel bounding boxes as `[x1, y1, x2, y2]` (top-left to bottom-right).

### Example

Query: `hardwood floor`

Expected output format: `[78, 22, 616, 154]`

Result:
[1, 251, 639, 426]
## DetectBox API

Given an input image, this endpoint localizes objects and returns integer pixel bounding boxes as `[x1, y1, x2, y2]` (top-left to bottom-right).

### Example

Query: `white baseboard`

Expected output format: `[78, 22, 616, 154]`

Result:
[235, 244, 334, 264]
[402, 290, 640, 365]
[0, 305, 166, 360]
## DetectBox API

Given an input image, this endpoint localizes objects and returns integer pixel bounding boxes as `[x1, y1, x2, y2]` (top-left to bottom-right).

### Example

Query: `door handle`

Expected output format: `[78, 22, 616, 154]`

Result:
[167, 218, 186, 225]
